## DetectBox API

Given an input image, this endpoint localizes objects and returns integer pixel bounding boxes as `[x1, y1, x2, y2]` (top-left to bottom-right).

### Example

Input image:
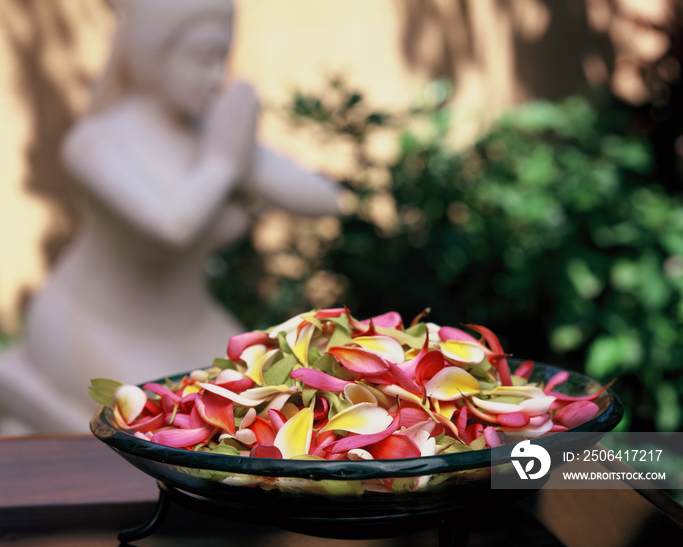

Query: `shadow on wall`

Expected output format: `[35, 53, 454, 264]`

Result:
[398, 0, 615, 102]
[0, 0, 85, 272]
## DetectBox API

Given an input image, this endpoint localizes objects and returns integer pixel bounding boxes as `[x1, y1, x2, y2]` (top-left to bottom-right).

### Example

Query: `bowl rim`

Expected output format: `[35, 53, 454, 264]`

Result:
[90, 360, 623, 480]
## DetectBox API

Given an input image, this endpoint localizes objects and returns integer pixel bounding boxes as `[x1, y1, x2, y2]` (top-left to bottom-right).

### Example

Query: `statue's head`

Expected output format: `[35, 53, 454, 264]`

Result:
[92, 0, 234, 117]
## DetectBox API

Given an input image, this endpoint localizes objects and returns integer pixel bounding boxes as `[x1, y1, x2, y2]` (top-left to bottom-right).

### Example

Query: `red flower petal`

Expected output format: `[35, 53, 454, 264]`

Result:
[196, 390, 236, 434]
[249, 416, 276, 445]
[368, 434, 421, 459]
[250, 444, 283, 459]
[544, 371, 570, 393]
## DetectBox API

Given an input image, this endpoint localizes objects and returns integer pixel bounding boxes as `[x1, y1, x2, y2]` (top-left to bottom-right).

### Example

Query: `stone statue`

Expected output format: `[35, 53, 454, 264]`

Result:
[0, 0, 340, 433]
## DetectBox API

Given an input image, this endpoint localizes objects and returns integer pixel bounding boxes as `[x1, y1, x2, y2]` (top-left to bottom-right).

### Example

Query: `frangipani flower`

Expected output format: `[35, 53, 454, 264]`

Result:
[91, 307, 611, 477]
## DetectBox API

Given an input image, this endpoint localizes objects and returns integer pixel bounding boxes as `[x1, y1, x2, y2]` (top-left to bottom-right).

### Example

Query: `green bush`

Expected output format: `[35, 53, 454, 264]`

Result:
[212, 82, 683, 432]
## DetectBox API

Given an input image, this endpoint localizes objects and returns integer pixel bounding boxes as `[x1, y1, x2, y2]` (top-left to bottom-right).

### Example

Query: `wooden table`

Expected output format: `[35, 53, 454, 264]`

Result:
[1, 435, 681, 546]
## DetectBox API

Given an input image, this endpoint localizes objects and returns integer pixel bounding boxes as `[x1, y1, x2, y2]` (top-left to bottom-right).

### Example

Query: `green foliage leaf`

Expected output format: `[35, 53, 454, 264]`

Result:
[88, 378, 122, 407]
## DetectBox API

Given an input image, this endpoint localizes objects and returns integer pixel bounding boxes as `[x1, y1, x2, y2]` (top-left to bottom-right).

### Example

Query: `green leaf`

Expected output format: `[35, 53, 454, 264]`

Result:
[88, 378, 122, 407]
[263, 353, 297, 386]
[405, 322, 427, 337]
[325, 321, 352, 351]
[278, 331, 293, 354]
[210, 441, 241, 456]
[212, 358, 238, 371]
[302, 386, 317, 407]
[375, 326, 425, 349]
[312, 353, 337, 373]
[307, 346, 322, 365]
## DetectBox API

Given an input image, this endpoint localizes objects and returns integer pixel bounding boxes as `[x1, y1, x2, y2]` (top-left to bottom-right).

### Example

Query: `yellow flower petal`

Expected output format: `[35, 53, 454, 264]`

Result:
[439, 340, 486, 364]
[199, 383, 267, 407]
[343, 383, 377, 406]
[322, 402, 393, 434]
[424, 367, 480, 401]
[245, 348, 280, 386]
[114, 385, 147, 424]
[292, 322, 316, 366]
[353, 335, 405, 363]
[274, 407, 314, 459]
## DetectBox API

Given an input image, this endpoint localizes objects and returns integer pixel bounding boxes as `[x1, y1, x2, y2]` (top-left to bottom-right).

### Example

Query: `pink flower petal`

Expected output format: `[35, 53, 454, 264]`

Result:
[463, 324, 513, 386]
[326, 412, 400, 454]
[544, 371, 570, 393]
[496, 412, 530, 428]
[484, 426, 500, 448]
[438, 326, 480, 344]
[514, 360, 534, 379]
[290, 368, 352, 392]
[546, 379, 615, 402]
[360, 312, 403, 330]
[554, 400, 600, 429]
[327, 346, 390, 375]
[227, 331, 273, 361]
[143, 383, 181, 403]
[152, 425, 214, 448]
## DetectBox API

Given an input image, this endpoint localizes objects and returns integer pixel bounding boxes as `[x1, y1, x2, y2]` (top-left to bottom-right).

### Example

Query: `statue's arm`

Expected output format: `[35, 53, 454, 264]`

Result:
[246, 145, 341, 217]
[61, 85, 258, 250]
[61, 126, 241, 250]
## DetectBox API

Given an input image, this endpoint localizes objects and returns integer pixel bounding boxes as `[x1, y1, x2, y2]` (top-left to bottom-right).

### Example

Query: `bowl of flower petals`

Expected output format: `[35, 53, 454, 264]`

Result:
[90, 308, 622, 540]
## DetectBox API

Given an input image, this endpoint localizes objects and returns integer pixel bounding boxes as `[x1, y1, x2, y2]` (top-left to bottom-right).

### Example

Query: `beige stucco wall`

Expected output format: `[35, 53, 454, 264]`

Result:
[0, 0, 671, 334]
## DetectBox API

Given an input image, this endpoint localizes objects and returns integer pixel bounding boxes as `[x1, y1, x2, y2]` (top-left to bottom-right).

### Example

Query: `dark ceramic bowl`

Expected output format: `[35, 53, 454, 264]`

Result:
[91, 361, 622, 533]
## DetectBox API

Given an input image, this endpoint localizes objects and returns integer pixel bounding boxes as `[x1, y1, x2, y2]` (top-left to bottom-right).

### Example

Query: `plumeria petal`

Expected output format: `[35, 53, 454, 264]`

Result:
[245, 348, 280, 386]
[250, 444, 283, 459]
[248, 417, 276, 445]
[514, 360, 534, 379]
[424, 367, 480, 400]
[322, 403, 393, 434]
[290, 368, 352, 392]
[347, 448, 374, 460]
[326, 412, 401, 454]
[152, 425, 214, 448]
[327, 346, 390, 374]
[463, 324, 513, 386]
[196, 390, 235, 434]
[198, 383, 267, 407]
[273, 407, 314, 459]
[360, 311, 403, 330]
[484, 426, 500, 448]
[114, 385, 147, 424]
[496, 412, 530, 428]
[343, 383, 378, 405]
[499, 418, 554, 437]
[554, 400, 600, 428]
[352, 335, 405, 364]
[368, 434, 421, 459]
[227, 332, 272, 361]
[544, 371, 570, 393]
[292, 322, 316, 366]
[439, 340, 486, 365]
[438, 326, 480, 344]
[546, 379, 615, 402]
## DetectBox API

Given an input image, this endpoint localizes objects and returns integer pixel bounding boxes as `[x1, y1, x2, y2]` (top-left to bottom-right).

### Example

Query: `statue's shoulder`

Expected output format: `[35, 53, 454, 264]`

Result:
[62, 100, 148, 170]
